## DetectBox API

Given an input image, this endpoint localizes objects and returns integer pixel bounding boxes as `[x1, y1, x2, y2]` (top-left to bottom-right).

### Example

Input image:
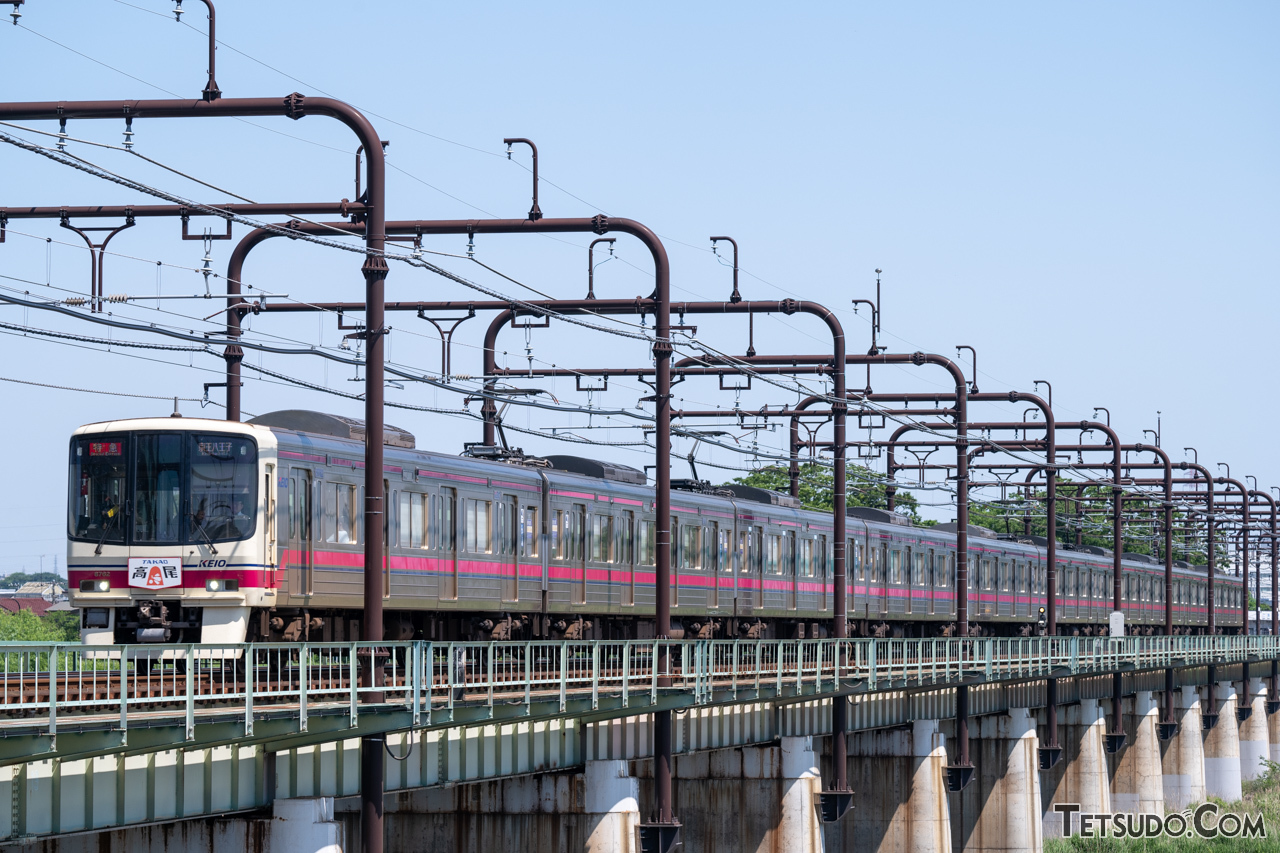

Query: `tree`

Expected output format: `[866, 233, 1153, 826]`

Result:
[966, 480, 1218, 565]
[0, 572, 66, 588]
[0, 609, 77, 642]
[729, 462, 926, 522]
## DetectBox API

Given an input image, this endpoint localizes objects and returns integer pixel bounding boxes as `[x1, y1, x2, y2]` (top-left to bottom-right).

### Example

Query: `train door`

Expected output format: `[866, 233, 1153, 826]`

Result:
[382, 479, 391, 598]
[439, 487, 458, 599]
[519, 500, 541, 604]
[619, 510, 635, 607]
[926, 549, 936, 615]
[902, 547, 913, 614]
[287, 468, 313, 596]
[570, 504, 586, 605]
[785, 530, 797, 611]
[879, 544, 891, 615]
[742, 526, 762, 608]
[498, 494, 518, 602]
[708, 522, 721, 608]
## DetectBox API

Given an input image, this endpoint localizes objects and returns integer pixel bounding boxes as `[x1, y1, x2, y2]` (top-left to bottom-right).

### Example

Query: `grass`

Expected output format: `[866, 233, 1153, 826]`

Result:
[1045, 760, 1280, 852]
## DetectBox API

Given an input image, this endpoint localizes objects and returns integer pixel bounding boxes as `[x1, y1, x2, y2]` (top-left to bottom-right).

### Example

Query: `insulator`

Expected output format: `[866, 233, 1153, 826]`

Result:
[56, 118, 67, 152]
[10, 3, 20, 25]
[63, 297, 89, 307]
[172, 0, 183, 20]
[122, 118, 134, 150]
[453, 374, 474, 381]
[105, 293, 128, 303]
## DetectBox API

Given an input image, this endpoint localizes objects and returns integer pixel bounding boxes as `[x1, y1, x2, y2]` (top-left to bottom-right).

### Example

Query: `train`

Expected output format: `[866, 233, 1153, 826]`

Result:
[66, 410, 1243, 647]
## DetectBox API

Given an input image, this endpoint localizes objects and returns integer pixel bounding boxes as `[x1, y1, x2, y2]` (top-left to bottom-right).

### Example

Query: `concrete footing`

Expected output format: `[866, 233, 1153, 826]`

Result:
[1239, 678, 1270, 783]
[951, 707, 1042, 852]
[1108, 691, 1164, 816]
[1042, 698, 1111, 837]
[1161, 685, 1207, 811]
[271, 797, 344, 853]
[1203, 682, 1243, 802]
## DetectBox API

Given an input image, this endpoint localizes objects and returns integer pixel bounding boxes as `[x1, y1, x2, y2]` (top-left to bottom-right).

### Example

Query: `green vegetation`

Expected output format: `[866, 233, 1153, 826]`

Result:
[966, 480, 1223, 567]
[0, 572, 66, 588]
[730, 462, 926, 522]
[0, 609, 78, 643]
[1044, 759, 1280, 852]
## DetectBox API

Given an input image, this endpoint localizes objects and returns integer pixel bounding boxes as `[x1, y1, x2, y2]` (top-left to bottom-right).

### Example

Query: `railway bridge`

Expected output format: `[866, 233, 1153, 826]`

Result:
[0, 634, 1276, 852]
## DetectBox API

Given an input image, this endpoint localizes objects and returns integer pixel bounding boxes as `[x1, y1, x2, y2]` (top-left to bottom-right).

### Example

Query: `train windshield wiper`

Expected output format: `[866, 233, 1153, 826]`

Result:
[93, 509, 121, 556]
[188, 515, 219, 556]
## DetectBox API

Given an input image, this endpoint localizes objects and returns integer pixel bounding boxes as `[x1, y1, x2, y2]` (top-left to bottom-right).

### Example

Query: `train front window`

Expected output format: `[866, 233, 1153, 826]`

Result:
[69, 436, 128, 543]
[188, 435, 258, 543]
[68, 431, 258, 545]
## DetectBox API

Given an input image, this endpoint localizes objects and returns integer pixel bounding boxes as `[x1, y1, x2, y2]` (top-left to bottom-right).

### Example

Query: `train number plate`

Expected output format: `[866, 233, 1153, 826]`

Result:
[128, 557, 183, 590]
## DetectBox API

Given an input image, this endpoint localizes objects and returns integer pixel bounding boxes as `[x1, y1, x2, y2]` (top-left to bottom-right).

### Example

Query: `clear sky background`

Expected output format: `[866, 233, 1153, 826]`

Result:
[0, 1, 1276, 576]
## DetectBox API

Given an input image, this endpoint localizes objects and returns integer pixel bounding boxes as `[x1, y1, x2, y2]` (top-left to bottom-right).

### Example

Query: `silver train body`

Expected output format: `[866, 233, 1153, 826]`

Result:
[67, 411, 1244, 646]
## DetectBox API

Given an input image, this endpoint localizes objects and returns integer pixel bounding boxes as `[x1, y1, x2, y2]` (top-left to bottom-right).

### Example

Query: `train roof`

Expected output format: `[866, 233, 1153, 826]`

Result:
[248, 410, 415, 449]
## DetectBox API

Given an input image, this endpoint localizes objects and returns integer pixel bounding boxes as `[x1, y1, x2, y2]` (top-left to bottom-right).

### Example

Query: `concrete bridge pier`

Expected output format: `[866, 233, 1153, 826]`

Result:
[271, 797, 345, 853]
[948, 707, 1042, 853]
[1161, 685, 1207, 811]
[633, 735, 824, 853]
[777, 737, 825, 853]
[1107, 691, 1164, 816]
[1203, 682, 1243, 802]
[1239, 677, 1270, 783]
[827, 719, 951, 852]
[583, 760, 641, 853]
[1269, 699, 1280, 764]
[1041, 698, 1111, 838]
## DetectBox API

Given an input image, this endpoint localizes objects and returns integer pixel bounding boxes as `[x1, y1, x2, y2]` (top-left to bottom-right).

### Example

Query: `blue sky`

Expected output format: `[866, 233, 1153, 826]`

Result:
[0, 1, 1276, 574]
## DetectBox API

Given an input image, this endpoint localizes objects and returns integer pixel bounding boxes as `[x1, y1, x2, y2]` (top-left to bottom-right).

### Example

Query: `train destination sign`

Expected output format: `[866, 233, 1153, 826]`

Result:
[127, 557, 183, 590]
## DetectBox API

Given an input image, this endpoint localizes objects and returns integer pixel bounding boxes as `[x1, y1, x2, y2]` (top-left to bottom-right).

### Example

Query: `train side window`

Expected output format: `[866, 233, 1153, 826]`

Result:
[551, 510, 564, 558]
[437, 489, 456, 552]
[397, 492, 428, 549]
[321, 482, 357, 544]
[852, 541, 863, 581]
[567, 506, 586, 561]
[815, 536, 827, 578]
[591, 514, 614, 563]
[682, 523, 702, 569]
[797, 537, 812, 578]
[520, 505, 539, 558]
[464, 498, 492, 554]
[639, 519, 656, 566]
[617, 511, 634, 565]
[718, 525, 732, 572]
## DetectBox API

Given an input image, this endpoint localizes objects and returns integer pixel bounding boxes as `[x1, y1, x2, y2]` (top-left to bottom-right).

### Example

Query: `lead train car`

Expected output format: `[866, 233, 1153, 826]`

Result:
[67, 411, 1243, 646]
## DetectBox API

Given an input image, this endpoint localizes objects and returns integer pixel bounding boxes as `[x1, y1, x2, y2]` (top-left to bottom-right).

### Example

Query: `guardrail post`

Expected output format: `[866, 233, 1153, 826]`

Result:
[349, 642, 359, 726]
[47, 644, 58, 748]
[560, 642, 568, 713]
[184, 644, 195, 741]
[523, 642, 532, 709]
[1070, 636, 1079, 673]
[622, 642, 630, 709]
[297, 643, 307, 734]
[985, 639, 993, 681]
[488, 643, 496, 708]
[243, 645, 255, 737]
[591, 643, 600, 711]
[118, 646, 129, 746]
[868, 639, 877, 691]
[652, 640, 659, 705]
[413, 642, 423, 727]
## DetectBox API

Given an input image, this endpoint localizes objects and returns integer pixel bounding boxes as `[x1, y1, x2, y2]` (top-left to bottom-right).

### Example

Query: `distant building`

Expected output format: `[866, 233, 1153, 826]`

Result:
[0, 582, 68, 617]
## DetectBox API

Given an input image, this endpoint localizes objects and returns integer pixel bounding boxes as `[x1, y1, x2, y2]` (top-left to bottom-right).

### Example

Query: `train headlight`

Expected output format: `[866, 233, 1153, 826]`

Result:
[205, 579, 239, 592]
[80, 579, 110, 593]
